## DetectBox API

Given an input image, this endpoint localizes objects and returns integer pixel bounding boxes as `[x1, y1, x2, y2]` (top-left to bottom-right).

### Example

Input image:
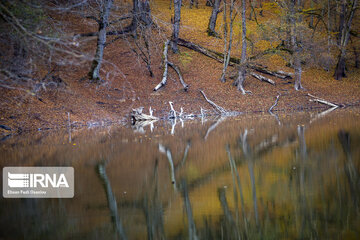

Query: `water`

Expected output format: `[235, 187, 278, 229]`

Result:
[0, 109, 359, 239]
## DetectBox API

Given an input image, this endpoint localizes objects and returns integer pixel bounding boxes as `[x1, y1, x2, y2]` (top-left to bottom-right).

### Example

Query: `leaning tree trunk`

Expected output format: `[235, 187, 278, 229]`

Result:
[207, 0, 221, 37]
[171, 0, 182, 53]
[236, 0, 249, 94]
[89, 0, 113, 82]
[334, 0, 358, 80]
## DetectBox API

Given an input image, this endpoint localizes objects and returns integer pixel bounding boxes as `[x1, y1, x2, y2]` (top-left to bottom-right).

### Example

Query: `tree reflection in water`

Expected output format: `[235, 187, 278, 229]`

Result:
[0, 110, 359, 239]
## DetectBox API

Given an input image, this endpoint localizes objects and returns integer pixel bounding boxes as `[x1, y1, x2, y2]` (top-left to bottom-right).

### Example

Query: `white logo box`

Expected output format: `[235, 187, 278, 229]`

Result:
[3, 167, 74, 198]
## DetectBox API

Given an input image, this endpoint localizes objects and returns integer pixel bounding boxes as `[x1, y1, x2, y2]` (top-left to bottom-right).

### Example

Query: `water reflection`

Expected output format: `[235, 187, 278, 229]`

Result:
[0, 109, 360, 239]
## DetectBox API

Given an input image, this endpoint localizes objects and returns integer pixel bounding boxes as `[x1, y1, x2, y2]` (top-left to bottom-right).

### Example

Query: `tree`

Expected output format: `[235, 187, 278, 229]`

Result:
[334, 0, 358, 80]
[89, 0, 113, 82]
[290, 0, 303, 90]
[235, 0, 250, 94]
[85, 0, 153, 81]
[171, 0, 182, 53]
[207, 0, 221, 37]
[220, 0, 235, 82]
[0, 0, 85, 91]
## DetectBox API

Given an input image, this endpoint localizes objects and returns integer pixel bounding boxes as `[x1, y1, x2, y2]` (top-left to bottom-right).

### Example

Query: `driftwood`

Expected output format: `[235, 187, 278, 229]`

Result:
[200, 90, 227, 114]
[307, 93, 339, 108]
[250, 72, 275, 85]
[131, 107, 159, 122]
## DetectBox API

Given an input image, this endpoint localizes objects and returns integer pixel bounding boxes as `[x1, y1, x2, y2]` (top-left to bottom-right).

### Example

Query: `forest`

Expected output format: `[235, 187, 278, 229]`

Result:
[0, 1, 360, 239]
[0, 0, 359, 130]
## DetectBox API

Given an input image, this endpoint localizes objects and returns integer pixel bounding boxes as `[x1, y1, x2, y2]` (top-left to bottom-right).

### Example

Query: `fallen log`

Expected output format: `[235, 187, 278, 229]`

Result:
[307, 93, 339, 108]
[177, 38, 293, 79]
[250, 72, 275, 85]
[249, 65, 292, 79]
[177, 38, 225, 64]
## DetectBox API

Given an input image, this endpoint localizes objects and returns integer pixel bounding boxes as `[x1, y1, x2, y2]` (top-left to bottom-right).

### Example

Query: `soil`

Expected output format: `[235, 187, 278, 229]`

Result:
[0, 0, 359, 133]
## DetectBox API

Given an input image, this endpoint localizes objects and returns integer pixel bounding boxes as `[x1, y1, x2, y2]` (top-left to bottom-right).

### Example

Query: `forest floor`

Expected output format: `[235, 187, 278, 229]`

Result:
[1, 0, 360, 133]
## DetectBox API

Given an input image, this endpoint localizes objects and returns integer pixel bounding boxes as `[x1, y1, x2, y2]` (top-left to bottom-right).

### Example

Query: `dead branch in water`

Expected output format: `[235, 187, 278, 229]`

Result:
[307, 93, 339, 108]
[131, 107, 159, 122]
[200, 90, 227, 114]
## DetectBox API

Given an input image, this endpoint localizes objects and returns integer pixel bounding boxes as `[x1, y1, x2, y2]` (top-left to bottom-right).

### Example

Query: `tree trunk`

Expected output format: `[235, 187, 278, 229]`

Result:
[309, 0, 314, 28]
[171, 0, 182, 53]
[290, 0, 303, 90]
[220, 0, 234, 82]
[337, 0, 346, 46]
[326, 0, 331, 71]
[89, 0, 113, 82]
[236, 0, 249, 94]
[334, 0, 358, 80]
[207, 0, 221, 37]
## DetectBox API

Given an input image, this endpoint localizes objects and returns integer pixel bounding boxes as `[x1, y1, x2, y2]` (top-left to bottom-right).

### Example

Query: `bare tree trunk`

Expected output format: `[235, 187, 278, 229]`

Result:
[290, 0, 303, 90]
[326, 0, 331, 71]
[207, 0, 221, 37]
[235, 0, 250, 94]
[334, 0, 358, 80]
[220, 0, 235, 82]
[89, 0, 113, 82]
[171, 0, 182, 53]
[220, 0, 228, 82]
[337, 0, 346, 46]
[309, 0, 314, 28]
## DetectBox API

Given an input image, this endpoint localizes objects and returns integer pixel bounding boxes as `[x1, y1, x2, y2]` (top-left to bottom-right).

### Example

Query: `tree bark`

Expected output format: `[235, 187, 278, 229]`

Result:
[290, 0, 303, 90]
[334, 0, 358, 80]
[89, 0, 113, 82]
[207, 0, 221, 37]
[171, 0, 182, 53]
[235, 0, 249, 94]
[220, 0, 234, 82]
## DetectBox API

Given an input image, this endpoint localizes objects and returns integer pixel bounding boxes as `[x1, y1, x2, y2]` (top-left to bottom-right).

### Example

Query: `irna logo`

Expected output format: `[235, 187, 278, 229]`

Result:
[8, 172, 69, 188]
[3, 167, 74, 198]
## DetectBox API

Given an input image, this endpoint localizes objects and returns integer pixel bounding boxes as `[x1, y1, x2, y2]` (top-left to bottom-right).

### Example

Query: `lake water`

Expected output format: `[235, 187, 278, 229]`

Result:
[0, 109, 359, 239]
